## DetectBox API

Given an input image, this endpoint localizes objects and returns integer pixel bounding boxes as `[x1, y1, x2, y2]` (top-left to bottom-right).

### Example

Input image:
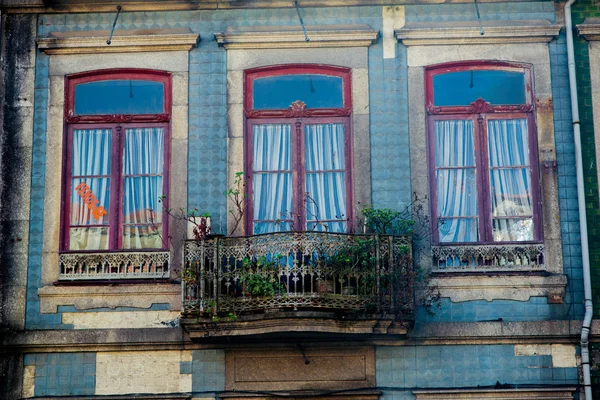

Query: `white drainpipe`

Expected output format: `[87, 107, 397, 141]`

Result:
[564, 0, 593, 398]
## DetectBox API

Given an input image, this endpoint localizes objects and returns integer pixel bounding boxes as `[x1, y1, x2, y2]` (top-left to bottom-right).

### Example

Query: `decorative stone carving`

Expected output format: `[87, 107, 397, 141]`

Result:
[245, 100, 352, 118]
[426, 99, 535, 115]
[65, 114, 170, 123]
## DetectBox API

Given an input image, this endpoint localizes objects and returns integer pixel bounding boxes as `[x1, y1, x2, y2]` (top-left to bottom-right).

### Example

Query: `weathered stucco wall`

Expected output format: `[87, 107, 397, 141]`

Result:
[0, 13, 37, 399]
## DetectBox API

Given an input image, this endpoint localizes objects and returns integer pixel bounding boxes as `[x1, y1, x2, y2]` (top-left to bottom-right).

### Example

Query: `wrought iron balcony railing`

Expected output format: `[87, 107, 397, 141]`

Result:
[59, 251, 170, 280]
[182, 232, 413, 319]
[431, 244, 544, 272]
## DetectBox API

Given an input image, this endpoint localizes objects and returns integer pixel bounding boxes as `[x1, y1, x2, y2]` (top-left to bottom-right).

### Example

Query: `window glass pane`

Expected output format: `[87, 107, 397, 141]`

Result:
[253, 125, 292, 171]
[437, 169, 478, 217]
[69, 227, 109, 250]
[490, 169, 533, 217]
[74, 80, 164, 115]
[306, 172, 347, 229]
[305, 124, 347, 233]
[307, 221, 347, 233]
[123, 128, 165, 175]
[252, 124, 294, 233]
[70, 178, 110, 225]
[254, 222, 293, 234]
[122, 225, 163, 249]
[488, 119, 529, 167]
[492, 218, 534, 241]
[72, 129, 111, 176]
[253, 173, 293, 226]
[434, 120, 475, 167]
[433, 70, 525, 106]
[123, 176, 163, 224]
[122, 128, 164, 249]
[439, 218, 479, 243]
[253, 75, 343, 109]
[305, 123, 345, 171]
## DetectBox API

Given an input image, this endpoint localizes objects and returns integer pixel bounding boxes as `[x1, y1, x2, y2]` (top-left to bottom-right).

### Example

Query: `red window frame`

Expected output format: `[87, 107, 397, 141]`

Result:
[244, 65, 354, 233]
[425, 61, 542, 245]
[61, 69, 172, 252]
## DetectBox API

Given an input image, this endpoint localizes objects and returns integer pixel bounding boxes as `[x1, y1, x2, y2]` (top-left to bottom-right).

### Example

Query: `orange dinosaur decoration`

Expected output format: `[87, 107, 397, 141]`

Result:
[75, 182, 108, 220]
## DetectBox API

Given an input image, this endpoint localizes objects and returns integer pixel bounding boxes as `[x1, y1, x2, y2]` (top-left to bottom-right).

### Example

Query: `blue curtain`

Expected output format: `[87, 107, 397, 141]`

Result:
[69, 129, 112, 250]
[122, 127, 164, 249]
[304, 123, 347, 233]
[252, 124, 293, 234]
[435, 120, 478, 242]
[487, 119, 533, 241]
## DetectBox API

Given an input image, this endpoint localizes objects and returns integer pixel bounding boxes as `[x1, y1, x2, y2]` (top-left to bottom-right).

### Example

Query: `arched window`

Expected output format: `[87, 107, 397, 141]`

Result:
[426, 61, 542, 244]
[244, 65, 353, 234]
[62, 69, 171, 251]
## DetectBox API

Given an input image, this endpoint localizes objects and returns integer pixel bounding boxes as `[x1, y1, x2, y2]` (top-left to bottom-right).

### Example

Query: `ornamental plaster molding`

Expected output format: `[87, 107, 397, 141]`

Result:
[38, 284, 181, 313]
[395, 20, 561, 46]
[428, 274, 567, 303]
[577, 18, 600, 41]
[215, 24, 379, 49]
[37, 28, 200, 55]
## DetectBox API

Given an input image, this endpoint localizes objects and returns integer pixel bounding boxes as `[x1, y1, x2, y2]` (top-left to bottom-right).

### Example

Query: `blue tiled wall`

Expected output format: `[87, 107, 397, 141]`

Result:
[377, 345, 578, 398]
[191, 349, 226, 393]
[28, 2, 585, 328]
[27, 50, 67, 330]
[416, 297, 572, 323]
[23, 352, 96, 396]
[405, 1, 556, 22]
[550, 31, 586, 319]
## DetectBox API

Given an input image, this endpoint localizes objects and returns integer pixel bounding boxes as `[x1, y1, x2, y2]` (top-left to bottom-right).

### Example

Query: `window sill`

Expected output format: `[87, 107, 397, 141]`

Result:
[38, 282, 181, 314]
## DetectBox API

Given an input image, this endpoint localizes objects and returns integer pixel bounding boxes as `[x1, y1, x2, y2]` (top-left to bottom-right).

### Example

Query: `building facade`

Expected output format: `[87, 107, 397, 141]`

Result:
[0, 0, 592, 398]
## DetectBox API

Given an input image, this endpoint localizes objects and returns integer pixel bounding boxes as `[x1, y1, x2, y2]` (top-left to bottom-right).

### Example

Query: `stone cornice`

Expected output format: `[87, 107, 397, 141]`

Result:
[577, 18, 600, 41]
[1, 0, 564, 14]
[37, 28, 200, 55]
[395, 20, 561, 46]
[214, 24, 379, 49]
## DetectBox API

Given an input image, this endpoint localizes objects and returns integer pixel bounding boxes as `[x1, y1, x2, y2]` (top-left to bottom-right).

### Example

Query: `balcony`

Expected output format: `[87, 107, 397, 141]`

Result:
[181, 231, 414, 340]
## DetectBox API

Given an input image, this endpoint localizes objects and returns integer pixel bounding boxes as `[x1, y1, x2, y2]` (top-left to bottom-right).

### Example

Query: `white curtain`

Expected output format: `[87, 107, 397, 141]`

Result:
[487, 119, 533, 241]
[122, 127, 165, 249]
[304, 123, 347, 233]
[252, 124, 293, 234]
[435, 120, 478, 242]
[69, 129, 112, 250]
